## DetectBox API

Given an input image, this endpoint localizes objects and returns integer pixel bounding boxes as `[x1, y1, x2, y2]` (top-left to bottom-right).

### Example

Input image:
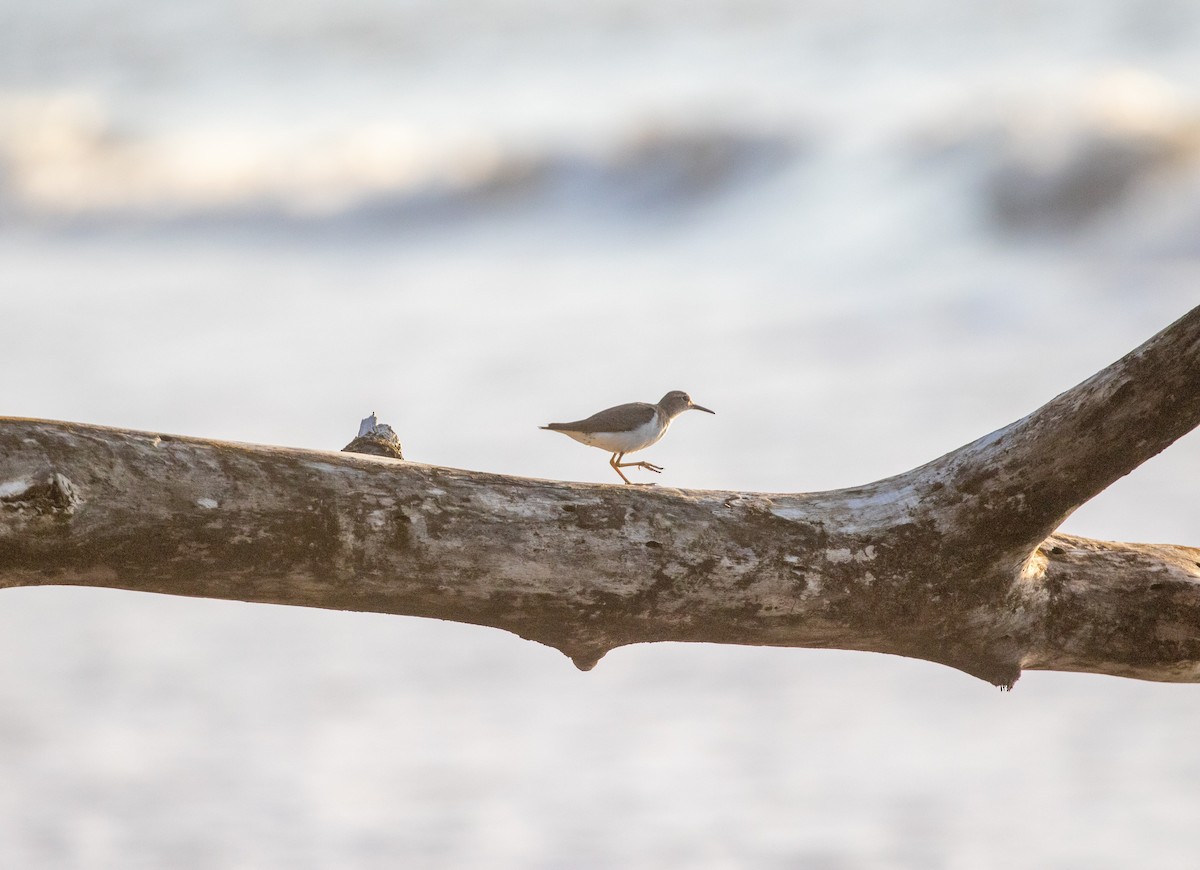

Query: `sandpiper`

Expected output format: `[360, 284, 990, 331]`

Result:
[541, 390, 715, 484]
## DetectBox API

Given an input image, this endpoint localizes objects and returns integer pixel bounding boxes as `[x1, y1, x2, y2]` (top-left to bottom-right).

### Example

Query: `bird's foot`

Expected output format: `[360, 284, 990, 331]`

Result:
[638, 462, 663, 473]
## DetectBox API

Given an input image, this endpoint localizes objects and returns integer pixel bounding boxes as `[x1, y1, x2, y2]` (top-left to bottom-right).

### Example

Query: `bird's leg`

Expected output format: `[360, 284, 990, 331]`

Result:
[614, 456, 663, 474]
[609, 453, 633, 485]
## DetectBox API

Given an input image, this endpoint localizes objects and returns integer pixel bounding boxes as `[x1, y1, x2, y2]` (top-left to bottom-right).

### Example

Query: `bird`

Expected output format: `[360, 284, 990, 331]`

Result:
[541, 390, 715, 484]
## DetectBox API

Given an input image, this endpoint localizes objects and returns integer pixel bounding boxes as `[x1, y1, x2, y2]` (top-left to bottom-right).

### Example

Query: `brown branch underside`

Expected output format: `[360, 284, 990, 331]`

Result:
[1, 307, 1199, 688]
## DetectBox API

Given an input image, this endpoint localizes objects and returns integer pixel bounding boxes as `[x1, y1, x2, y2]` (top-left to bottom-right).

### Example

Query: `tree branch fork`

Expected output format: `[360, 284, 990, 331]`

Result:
[2, 307, 1199, 688]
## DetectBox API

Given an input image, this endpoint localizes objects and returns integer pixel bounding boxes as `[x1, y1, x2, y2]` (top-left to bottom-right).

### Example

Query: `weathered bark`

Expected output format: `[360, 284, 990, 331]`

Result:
[2, 307, 1199, 688]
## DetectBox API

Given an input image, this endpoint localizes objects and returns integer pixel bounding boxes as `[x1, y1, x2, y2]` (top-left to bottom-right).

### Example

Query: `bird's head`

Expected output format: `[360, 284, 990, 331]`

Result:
[659, 390, 715, 418]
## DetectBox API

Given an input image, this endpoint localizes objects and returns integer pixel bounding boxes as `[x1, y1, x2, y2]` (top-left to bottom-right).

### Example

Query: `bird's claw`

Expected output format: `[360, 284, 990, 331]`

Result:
[642, 463, 663, 473]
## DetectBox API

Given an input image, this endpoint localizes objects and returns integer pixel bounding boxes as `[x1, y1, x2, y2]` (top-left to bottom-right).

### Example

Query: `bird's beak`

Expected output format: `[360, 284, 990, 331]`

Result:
[691, 402, 715, 415]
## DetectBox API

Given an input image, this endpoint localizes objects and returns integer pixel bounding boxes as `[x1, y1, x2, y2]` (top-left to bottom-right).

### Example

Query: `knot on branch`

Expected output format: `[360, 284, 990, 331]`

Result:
[0, 471, 81, 515]
[342, 412, 404, 460]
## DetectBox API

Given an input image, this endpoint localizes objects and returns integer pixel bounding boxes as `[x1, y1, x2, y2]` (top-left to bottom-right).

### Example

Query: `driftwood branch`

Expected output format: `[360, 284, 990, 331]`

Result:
[2, 307, 1199, 688]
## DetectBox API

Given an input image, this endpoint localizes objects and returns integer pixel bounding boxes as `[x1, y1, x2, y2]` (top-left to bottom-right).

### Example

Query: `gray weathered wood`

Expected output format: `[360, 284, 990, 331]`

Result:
[2, 306, 1198, 687]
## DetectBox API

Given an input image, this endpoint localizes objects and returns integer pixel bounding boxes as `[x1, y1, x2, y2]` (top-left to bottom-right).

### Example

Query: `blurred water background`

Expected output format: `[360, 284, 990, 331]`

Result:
[2, 1, 1200, 867]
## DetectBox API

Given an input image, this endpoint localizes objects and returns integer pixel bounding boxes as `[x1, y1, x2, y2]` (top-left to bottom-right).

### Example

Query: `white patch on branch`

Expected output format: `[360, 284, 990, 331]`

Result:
[0, 479, 31, 499]
[304, 461, 348, 475]
[823, 546, 876, 564]
[472, 489, 560, 520]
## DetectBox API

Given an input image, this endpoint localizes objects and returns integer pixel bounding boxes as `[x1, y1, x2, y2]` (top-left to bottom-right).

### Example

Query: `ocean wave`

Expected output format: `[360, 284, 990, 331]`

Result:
[0, 94, 800, 232]
[917, 71, 1200, 236]
[987, 135, 1200, 235]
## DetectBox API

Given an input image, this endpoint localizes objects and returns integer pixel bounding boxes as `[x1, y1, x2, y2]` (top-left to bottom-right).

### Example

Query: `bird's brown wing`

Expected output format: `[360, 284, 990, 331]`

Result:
[543, 402, 657, 433]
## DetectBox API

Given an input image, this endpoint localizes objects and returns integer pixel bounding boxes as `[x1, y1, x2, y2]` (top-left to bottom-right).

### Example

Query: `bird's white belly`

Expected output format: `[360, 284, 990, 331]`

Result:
[566, 417, 667, 454]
